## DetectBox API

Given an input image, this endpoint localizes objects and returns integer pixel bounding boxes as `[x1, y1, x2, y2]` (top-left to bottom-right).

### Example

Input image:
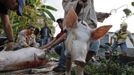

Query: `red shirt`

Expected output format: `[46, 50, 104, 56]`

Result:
[56, 30, 65, 39]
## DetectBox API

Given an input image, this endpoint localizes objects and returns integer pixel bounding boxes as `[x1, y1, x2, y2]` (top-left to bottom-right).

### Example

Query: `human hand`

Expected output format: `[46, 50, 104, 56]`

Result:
[42, 48, 48, 52]
[5, 42, 14, 51]
[43, 46, 52, 52]
[103, 13, 111, 18]
[23, 44, 29, 48]
[97, 12, 111, 22]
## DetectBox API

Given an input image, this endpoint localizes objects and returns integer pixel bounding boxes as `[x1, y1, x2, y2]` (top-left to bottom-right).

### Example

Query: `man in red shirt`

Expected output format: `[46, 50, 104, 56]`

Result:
[41, 18, 66, 72]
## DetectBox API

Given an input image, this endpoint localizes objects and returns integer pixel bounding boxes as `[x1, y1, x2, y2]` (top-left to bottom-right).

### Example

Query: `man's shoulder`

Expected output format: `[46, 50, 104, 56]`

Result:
[126, 30, 132, 35]
[19, 30, 26, 35]
[126, 30, 131, 33]
[114, 30, 120, 33]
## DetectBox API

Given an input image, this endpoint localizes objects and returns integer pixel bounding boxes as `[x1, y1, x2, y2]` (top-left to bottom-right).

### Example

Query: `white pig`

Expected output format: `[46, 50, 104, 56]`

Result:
[64, 8, 112, 75]
[0, 47, 48, 71]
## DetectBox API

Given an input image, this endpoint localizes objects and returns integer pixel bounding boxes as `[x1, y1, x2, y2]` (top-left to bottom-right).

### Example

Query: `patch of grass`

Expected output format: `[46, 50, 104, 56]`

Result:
[46, 51, 59, 59]
[84, 60, 134, 75]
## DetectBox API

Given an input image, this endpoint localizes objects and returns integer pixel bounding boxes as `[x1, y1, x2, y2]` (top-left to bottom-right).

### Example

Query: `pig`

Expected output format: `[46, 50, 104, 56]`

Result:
[0, 47, 48, 71]
[63, 8, 112, 75]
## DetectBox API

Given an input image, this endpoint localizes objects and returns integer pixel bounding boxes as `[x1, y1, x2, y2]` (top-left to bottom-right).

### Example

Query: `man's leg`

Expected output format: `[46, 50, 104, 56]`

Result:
[65, 53, 72, 75]
[40, 39, 44, 46]
[47, 37, 50, 45]
[86, 40, 99, 62]
[111, 41, 118, 51]
[120, 42, 128, 56]
[44, 37, 48, 45]
[40, 37, 47, 46]
[54, 45, 62, 55]
[53, 43, 66, 72]
[86, 51, 96, 62]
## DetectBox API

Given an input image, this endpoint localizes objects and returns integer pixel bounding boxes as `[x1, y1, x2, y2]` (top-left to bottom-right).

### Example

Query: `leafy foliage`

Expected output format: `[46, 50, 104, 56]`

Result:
[123, 8, 132, 16]
[131, 2, 134, 6]
[0, 0, 57, 39]
[84, 59, 134, 75]
[37, 5, 57, 21]
[122, 1, 134, 17]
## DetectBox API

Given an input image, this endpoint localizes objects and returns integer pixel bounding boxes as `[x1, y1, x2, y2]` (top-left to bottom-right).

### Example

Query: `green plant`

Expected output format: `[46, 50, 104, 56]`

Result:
[84, 48, 134, 75]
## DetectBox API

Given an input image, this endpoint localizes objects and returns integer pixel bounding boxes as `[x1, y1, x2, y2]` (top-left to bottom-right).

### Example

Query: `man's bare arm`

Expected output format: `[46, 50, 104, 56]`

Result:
[42, 33, 67, 50]
[0, 14, 14, 42]
[51, 33, 67, 47]
[130, 38, 134, 47]
[40, 38, 57, 49]
[128, 32, 134, 47]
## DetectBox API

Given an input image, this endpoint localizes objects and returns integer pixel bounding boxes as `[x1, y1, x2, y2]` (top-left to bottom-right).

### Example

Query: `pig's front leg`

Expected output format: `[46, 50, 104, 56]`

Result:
[75, 66, 84, 75]
[65, 54, 72, 75]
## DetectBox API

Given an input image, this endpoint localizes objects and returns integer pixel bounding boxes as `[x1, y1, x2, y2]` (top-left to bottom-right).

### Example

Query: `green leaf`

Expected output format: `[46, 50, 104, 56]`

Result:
[41, 5, 57, 11]
[41, 5, 46, 8]
[44, 9, 56, 21]
[123, 8, 132, 16]
[35, 0, 41, 5]
[45, 5, 57, 11]
[37, 8, 45, 12]
[23, 13, 32, 19]
[41, 12, 47, 19]
[131, 2, 134, 6]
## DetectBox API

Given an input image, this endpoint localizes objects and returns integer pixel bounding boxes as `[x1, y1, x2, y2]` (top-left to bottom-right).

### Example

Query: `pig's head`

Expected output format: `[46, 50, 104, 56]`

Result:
[64, 7, 112, 65]
[73, 21, 112, 65]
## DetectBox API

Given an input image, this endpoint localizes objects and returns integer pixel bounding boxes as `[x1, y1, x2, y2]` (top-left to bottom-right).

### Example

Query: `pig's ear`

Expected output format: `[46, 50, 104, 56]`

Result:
[91, 25, 112, 40]
[63, 7, 78, 29]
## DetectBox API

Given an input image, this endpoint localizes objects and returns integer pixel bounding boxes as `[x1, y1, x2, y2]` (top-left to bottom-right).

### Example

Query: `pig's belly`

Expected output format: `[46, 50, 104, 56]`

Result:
[0, 47, 46, 70]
